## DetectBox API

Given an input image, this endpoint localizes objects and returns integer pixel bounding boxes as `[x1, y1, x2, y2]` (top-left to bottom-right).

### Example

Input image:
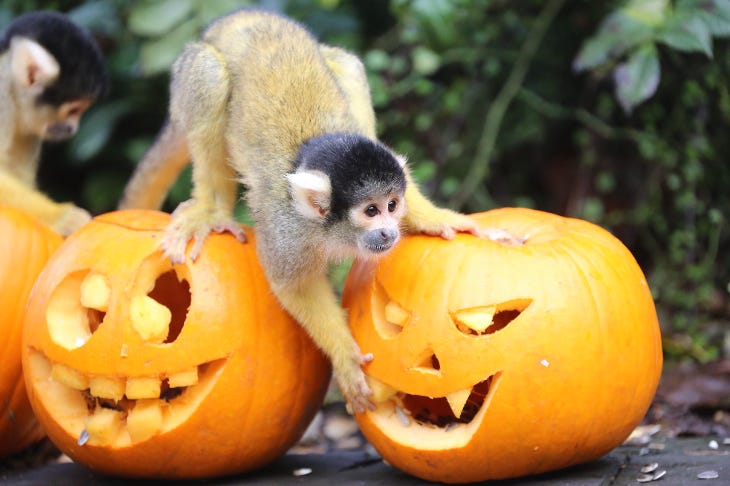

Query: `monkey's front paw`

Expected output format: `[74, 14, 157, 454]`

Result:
[161, 200, 246, 263]
[411, 208, 481, 240]
[337, 358, 375, 414]
[53, 204, 92, 236]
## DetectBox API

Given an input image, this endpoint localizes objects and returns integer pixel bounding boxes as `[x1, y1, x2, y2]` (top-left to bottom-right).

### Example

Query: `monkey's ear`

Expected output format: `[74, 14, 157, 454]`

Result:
[10, 37, 60, 89]
[287, 170, 332, 219]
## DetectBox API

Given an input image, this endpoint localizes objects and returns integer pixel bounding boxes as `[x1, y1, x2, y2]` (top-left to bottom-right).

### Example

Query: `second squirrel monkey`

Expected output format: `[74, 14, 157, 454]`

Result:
[0, 11, 107, 235]
[120, 9, 489, 412]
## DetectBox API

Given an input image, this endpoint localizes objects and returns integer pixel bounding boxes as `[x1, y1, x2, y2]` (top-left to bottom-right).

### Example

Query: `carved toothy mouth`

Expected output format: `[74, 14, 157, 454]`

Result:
[26, 352, 227, 446]
[365, 373, 502, 449]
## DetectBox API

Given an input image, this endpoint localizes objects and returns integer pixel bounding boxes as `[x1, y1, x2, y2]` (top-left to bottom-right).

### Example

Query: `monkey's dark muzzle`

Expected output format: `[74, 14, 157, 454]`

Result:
[363, 228, 399, 254]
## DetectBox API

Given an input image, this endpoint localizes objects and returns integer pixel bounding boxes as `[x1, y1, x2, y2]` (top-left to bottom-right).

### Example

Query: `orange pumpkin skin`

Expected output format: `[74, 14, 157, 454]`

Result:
[22, 210, 331, 479]
[343, 208, 662, 483]
[0, 205, 63, 457]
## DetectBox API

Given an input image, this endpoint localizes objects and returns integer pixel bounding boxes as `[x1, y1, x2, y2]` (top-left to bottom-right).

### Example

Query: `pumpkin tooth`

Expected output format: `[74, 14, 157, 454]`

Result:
[365, 375, 397, 402]
[125, 376, 162, 399]
[50, 363, 89, 390]
[453, 306, 496, 333]
[167, 368, 199, 388]
[384, 300, 409, 326]
[127, 399, 163, 443]
[84, 407, 123, 446]
[80, 272, 111, 312]
[130, 295, 171, 343]
[89, 375, 125, 400]
[445, 388, 472, 418]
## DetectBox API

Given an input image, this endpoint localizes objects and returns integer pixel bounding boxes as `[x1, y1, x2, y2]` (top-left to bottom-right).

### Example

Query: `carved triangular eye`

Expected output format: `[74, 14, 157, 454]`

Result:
[452, 299, 532, 336]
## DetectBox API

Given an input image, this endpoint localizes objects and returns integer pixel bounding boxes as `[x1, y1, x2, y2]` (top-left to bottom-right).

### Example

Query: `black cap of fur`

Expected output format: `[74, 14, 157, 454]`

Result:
[1, 11, 108, 105]
[295, 133, 407, 223]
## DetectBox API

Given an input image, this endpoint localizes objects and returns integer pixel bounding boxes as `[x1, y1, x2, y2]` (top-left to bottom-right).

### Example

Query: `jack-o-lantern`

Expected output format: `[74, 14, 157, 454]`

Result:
[22, 210, 331, 479]
[0, 205, 62, 457]
[343, 207, 662, 483]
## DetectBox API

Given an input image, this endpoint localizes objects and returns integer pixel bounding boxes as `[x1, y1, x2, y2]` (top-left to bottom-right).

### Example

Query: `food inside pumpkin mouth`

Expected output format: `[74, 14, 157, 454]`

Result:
[27, 352, 227, 446]
[365, 373, 501, 448]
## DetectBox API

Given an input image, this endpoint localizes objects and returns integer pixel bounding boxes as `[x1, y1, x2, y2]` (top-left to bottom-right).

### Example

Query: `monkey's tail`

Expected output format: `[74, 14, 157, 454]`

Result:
[118, 121, 190, 210]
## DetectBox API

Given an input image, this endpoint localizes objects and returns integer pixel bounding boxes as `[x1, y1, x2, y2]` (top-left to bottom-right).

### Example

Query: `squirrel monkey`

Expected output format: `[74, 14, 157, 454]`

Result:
[119, 9, 490, 413]
[0, 11, 107, 235]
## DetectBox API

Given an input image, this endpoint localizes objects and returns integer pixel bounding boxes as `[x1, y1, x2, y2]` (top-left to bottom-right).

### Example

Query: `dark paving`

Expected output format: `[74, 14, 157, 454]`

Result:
[2, 437, 728, 485]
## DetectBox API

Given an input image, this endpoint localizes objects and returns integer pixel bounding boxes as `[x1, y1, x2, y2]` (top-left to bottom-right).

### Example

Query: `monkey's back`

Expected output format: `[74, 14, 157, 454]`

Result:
[201, 10, 359, 197]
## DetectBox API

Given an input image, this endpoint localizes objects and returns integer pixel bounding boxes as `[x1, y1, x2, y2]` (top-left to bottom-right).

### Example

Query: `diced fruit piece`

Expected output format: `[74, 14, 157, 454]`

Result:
[127, 399, 163, 443]
[366, 375, 397, 402]
[385, 301, 409, 326]
[445, 388, 472, 418]
[85, 408, 123, 446]
[51, 363, 89, 390]
[130, 295, 171, 343]
[167, 368, 198, 388]
[80, 272, 111, 312]
[126, 376, 162, 399]
[89, 375, 125, 400]
[453, 306, 496, 333]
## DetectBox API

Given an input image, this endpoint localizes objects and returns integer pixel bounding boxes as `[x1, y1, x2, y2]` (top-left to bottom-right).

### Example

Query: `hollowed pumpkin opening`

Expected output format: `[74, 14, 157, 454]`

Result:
[146, 270, 191, 344]
[27, 351, 227, 447]
[366, 373, 502, 450]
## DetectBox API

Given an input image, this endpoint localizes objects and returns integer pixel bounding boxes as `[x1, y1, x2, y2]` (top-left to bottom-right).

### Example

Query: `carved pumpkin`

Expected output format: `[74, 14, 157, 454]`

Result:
[343, 207, 662, 483]
[0, 205, 62, 457]
[22, 210, 331, 479]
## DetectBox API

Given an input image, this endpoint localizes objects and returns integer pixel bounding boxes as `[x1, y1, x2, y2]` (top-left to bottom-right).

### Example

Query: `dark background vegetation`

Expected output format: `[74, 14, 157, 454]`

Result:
[2, 0, 728, 363]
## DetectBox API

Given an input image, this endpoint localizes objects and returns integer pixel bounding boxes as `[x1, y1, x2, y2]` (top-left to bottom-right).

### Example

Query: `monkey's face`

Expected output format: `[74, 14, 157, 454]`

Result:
[349, 192, 406, 257]
[40, 99, 93, 141]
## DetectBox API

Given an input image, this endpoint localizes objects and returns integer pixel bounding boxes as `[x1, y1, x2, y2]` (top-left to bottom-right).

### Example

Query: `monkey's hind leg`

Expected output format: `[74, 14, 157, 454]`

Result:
[161, 42, 244, 262]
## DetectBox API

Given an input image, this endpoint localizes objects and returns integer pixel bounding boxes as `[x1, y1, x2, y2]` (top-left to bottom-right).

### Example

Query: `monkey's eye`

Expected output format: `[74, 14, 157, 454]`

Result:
[387, 199, 398, 213]
[364, 205, 379, 217]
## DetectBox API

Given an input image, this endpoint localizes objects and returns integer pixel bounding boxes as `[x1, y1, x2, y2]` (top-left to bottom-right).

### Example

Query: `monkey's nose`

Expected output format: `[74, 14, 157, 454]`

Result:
[365, 227, 399, 253]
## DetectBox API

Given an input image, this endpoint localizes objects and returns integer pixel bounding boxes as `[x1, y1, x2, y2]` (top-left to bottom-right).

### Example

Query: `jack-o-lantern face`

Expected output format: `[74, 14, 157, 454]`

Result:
[23, 210, 331, 479]
[343, 208, 662, 484]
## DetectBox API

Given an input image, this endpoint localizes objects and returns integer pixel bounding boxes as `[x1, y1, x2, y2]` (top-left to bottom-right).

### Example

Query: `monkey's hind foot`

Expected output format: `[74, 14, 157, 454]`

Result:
[161, 199, 246, 263]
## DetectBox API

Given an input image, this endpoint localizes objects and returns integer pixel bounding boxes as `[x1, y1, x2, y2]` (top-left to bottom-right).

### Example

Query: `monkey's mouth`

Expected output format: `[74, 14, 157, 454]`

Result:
[364, 373, 500, 449]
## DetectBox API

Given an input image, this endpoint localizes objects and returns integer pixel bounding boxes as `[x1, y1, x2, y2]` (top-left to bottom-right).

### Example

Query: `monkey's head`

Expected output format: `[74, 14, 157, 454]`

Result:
[288, 133, 407, 259]
[1, 11, 108, 141]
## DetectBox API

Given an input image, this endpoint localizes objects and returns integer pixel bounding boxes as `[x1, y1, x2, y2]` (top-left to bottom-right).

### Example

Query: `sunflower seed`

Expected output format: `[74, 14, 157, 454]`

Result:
[641, 463, 659, 473]
[77, 429, 89, 446]
[292, 468, 312, 477]
[697, 470, 719, 480]
[708, 440, 719, 450]
[653, 470, 666, 480]
[395, 405, 411, 427]
[636, 473, 655, 483]
[723, 438, 730, 445]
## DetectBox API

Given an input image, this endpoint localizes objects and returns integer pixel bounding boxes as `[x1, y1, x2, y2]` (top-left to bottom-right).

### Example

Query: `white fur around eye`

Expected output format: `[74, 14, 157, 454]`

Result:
[286, 170, 332, 219]
[10, 37, 60, 88]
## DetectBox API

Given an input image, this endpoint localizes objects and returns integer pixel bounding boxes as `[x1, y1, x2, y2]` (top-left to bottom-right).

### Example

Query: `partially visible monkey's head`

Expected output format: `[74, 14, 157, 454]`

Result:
[288, 133, 408, 259]
[1, 11, 108, 141]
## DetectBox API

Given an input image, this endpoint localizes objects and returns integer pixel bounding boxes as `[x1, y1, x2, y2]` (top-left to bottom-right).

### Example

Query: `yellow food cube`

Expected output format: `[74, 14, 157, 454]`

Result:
[80, 272, 111, 312]
[130, 295, 171, 343]
[127, 399, 163, 443]
[51, 363, 89, 390]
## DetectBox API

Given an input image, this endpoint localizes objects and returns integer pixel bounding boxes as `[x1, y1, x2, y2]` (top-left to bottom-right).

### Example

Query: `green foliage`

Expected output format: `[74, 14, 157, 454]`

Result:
[1, 0, 728, 361]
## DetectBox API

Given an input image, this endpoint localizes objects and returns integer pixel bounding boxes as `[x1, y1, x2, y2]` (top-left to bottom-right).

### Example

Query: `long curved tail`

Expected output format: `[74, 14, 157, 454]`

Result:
[118, 121, 190, 210]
